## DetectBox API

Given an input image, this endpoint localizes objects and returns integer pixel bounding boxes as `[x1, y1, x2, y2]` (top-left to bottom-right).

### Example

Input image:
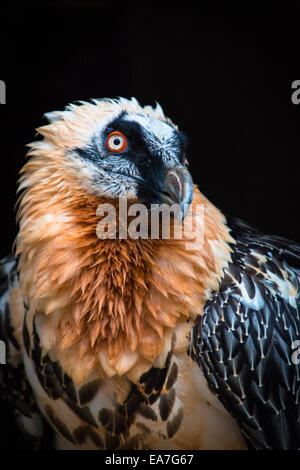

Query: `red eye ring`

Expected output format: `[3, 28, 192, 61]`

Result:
[105, 131, 128, 153]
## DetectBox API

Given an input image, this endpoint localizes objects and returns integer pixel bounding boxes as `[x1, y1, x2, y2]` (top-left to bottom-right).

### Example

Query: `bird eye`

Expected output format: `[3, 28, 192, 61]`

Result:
[105, 131, 128, 153]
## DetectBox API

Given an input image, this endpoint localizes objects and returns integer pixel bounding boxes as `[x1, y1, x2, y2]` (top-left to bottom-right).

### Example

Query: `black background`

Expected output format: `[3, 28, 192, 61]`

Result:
[0, 0, 300, 449]
[1, 0, 300, 257]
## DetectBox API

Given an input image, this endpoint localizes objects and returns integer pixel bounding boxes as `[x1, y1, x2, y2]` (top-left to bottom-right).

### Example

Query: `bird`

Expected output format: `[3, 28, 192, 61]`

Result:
[1, 97, 300, 450]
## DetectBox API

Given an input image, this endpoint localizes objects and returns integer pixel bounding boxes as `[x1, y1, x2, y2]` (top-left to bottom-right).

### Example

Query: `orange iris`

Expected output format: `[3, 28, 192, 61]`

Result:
[105, 131, 128, 153]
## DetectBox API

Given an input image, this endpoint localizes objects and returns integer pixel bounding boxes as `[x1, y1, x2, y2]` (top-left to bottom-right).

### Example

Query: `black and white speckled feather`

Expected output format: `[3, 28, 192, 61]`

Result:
[0, 256, 48, 448]
[21, 308, 185, 449]
[192, 217, 300, 449]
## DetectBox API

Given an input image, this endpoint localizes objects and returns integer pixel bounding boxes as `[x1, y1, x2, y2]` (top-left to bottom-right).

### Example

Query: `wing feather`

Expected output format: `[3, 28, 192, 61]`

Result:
[0, 255, 50, 449]
[192, 218, 300, 449]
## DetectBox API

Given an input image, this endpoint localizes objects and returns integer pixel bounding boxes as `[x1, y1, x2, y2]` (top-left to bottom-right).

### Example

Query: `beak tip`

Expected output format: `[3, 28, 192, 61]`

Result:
[163, 166, 194, 220]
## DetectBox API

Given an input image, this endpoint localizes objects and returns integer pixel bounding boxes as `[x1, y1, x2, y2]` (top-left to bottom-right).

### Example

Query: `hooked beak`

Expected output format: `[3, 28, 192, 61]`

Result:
[161, 166, 194, 221]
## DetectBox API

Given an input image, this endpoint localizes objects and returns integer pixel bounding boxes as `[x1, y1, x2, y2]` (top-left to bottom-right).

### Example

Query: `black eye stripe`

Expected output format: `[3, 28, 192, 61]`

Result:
[105, 114, 187, 154]
[75, 112, 188, 167]
[105, 120, 144, 143]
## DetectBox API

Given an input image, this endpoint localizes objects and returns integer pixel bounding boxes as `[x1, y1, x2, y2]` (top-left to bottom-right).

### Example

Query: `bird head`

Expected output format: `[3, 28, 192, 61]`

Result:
[37, 97, 193, 221]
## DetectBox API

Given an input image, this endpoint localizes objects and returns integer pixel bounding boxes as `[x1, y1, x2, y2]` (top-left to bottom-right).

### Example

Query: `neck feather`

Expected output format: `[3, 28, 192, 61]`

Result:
[16, 157, 233, 384]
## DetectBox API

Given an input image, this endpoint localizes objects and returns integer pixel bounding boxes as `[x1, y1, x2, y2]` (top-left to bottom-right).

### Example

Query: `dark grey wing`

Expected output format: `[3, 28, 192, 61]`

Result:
[0, 255, 51, 449]
[191, 218, 300, 450]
